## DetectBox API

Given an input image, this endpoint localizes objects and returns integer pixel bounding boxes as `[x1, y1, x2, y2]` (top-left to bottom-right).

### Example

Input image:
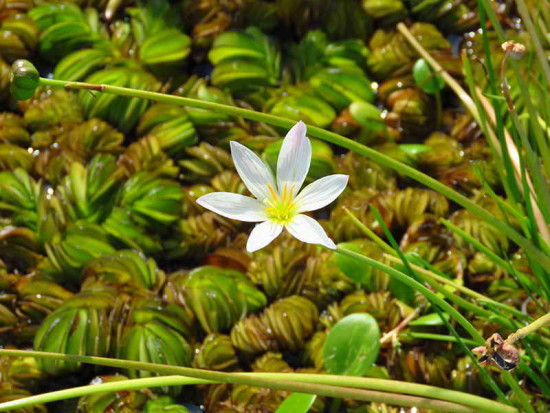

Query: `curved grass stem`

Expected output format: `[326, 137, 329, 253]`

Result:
[0, 350, 516, 413]
[36, 76, 550, 268]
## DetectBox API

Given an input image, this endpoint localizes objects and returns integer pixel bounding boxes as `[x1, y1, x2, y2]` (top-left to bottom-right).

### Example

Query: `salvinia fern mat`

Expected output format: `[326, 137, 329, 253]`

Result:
[1, 1, 550, 412]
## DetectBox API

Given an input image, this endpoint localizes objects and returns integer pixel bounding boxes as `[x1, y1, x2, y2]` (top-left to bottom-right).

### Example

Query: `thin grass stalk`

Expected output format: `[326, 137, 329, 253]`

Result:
[0, 350, 517, 412]
[33, 75, 550, 268]
[0, 375, 476, 413]
[396, 22, 550, 250]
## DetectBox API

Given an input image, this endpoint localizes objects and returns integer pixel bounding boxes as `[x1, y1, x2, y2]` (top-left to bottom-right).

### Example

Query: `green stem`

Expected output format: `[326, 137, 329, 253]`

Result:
[0, 375, 472, 413]
[506, 312, 550, 346]
[335, 246, 484, 343]
[406, 332, 479, 346]
[0, 376, 212, 412]
[36, 76, 550, 268]
[0, 350, 515, 413]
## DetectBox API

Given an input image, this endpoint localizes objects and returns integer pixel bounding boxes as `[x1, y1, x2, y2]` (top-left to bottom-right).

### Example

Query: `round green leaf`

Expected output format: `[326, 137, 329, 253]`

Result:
[323, 313, 381, 376]
[409, 312, 450, 326]
[413, 59, 445, 94]
[349, 101, 386, 131]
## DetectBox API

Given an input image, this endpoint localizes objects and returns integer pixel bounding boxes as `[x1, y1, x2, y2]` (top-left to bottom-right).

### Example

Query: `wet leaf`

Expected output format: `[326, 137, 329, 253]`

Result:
[413, 58, 445, 94]
[324, 313, 380, 376]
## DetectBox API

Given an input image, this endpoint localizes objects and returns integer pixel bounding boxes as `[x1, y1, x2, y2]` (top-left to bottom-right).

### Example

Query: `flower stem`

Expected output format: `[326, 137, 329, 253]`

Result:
[335, 246, 484, 343]
[505, 312, 550, 346]
[0, 349, 516, 413]
[35, 76, 550, 268]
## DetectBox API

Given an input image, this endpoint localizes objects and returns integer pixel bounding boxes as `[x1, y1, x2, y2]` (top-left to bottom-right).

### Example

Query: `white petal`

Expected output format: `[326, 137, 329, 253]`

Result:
[286, 214, 336, 249]
[247, 221, 283, 252]
[197, 192, 267, 222]
[277, 121, 311, 197]
[295, 174, 349, 213]
[230, 141, 276, 201]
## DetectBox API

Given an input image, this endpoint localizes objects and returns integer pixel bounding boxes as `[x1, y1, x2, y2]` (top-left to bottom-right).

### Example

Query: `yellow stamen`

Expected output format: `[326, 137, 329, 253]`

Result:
[264, 183, 298, 225]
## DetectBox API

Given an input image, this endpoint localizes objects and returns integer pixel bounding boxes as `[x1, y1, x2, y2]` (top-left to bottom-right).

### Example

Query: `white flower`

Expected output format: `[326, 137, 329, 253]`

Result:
[197, 121, 348, 252]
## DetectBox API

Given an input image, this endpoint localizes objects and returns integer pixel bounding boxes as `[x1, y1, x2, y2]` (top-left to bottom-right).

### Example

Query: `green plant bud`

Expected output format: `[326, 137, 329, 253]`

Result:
[329, 187, 394, 241]
[450, 209, 509, 255]
[262, 295, 318, 351]
[362, 0, 408, 23]
[468, 251, 498, 275]
[0, 58, 12, 102]
[349, 101, 386, 132]
[119, 135, 178, 178]
[143, 396, 190, 413]
[57, 118, 124, 159]
[44, 222, 116, 284]
[0, 226, 42, 274]
[0, 113, 31, 146]
[210, 170, 246, 194]
[77, 375, 148, 413]
[29, 2, 99, 61]
[393, 187, 449, 227]
[118, 171, 182, 227]
[54, 48, 113, 82]
[269, 94, 336, 128]
[102, 207, 163, 254]
[179, 142, 233, 180]
[336, 151, 396, 192]
[10, 59, 39, 101]
[310, 68, 375, 110]
[180, 266, 267, 334]
[339, 290, 411, 331]
[303, 331, 327, 370]
[165, 212, 236, 260]
[0, 302, 18, 329]
[193, 333, 239, 371]
[15, 275, 73, 324]
[252, 352, 292, 372]
[118, 319, 192, 396]
[56, 154, 122, 223]
[247, 235, 315, 299]
[20, 87, 82, 131]
[0, 143, 32, 171]
[34, 288, 117, 375]
[0, 168, 40, 229]
[82, 250, 165, 293]
[230, 313, 276, 355]
[140, 28, 191, 66]
[209, 27, 280, 93]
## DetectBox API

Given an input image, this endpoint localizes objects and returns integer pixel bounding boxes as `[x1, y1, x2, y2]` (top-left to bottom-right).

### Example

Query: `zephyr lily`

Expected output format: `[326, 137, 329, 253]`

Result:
[197, 121, 348, 252]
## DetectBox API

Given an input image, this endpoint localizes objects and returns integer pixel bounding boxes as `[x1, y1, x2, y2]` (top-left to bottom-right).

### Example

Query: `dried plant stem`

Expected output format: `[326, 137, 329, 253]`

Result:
[506, 312, 550, 346]
[380, 304, 424, 346]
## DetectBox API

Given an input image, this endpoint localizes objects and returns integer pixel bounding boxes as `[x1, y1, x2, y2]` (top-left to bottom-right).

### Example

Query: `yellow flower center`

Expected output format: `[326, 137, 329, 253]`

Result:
[264, 183, 298, 225]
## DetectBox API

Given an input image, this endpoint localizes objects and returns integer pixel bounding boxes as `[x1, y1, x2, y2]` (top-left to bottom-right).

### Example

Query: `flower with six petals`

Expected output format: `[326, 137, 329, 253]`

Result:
[197, 121, 348, 252]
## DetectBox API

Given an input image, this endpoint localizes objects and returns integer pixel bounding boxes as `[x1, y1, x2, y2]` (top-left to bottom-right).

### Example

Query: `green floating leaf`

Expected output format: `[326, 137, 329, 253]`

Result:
[276, 393, 316, 413]
[324, 313, 380, 376]
[349, 101, 386, 131]
[412, 58, 445, 94]
[409, 312, 450, 326]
